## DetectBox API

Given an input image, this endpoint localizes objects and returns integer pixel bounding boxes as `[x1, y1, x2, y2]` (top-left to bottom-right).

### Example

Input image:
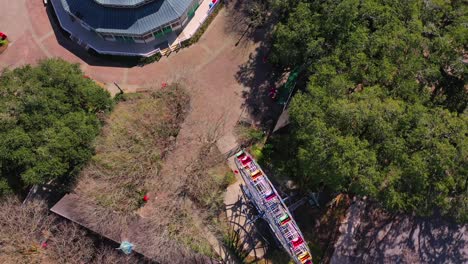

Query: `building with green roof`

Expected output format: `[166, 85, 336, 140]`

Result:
[50, 0, 206, 56]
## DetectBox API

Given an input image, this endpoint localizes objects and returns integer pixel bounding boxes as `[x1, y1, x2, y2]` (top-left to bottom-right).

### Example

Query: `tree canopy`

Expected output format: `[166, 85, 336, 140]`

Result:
[265, 0, 467, 221]
[0, 59, 113, 195]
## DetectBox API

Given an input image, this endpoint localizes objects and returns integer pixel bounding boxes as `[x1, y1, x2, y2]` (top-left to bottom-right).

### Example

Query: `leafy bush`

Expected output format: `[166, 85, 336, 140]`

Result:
[250, 144, 264, 161]
[0, 59, 113, 195]
[139, 52, 162, 65]
[235, 123, 264, 145]
[222, 230, 249, 263]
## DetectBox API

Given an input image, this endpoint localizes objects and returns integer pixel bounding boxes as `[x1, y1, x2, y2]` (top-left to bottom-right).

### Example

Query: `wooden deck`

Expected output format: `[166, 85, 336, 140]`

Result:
[51, 194, 219, 263]
[51, 194, 122, 242]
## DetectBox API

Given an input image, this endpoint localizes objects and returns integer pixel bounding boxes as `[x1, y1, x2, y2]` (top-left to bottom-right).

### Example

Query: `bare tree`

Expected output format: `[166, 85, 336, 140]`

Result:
[0, 197, 54, 263]
[0, 197, 145, 263]
[47, 223, 95, 264]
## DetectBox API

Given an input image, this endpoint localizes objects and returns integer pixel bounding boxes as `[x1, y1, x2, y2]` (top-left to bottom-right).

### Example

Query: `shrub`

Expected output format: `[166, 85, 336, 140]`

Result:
[234, 123, 264, 146]
[139, 52, 162, 65]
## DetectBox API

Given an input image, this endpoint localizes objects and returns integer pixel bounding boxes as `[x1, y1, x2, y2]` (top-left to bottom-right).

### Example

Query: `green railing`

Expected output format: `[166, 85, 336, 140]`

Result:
[188, 2, 200, 18]
[277, 68, 300, 105]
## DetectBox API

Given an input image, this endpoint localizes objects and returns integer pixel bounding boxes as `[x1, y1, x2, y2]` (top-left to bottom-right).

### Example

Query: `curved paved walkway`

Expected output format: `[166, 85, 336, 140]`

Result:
[0, 0, 264, 95]
[0, 0, 273, 157]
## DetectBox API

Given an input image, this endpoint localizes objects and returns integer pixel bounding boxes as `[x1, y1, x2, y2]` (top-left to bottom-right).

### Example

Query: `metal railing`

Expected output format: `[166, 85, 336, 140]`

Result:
[234, 150, 312, 264]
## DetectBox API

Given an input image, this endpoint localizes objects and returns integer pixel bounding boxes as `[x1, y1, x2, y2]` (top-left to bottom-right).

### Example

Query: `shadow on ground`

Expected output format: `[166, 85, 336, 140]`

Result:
[45, 4, 140, 68]
[221, 2, 285, 129]
[235, 41, 285, 129]
[223, 1, 274, 46]
[223, 187, 293, 264]
[332, 200, 468, 264]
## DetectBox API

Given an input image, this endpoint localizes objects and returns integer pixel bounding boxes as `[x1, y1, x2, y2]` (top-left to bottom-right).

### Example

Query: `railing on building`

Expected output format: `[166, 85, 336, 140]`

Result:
[172, 0, 221, 46]
[51, 0, 215, 57]
[88, 0, 219, 57]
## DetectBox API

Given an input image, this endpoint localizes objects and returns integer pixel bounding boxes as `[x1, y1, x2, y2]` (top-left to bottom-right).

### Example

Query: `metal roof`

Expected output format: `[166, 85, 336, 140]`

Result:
[94, 0, 155, 8]
[60, 0, 195, 35]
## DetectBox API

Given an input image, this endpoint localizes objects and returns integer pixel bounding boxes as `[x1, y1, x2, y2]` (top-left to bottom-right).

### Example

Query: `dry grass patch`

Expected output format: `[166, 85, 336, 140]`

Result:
[183, 141, 237, 214]
[0, 197, 141, 264]
[76, 85, 190, 213]
[173, 143, 238, 257]
[67, 84, 238, 260]
[196, 162, 236, 213]
[166, 200, 217, 258]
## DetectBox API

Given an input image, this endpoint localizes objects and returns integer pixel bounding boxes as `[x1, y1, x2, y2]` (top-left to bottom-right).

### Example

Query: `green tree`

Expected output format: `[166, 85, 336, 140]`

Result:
[285, 84, 467, 221]
[270, 0, 466, 109]
[266, 0, 467, 221]
[0, 59, 113, 195]
[270, 2, 324, 68]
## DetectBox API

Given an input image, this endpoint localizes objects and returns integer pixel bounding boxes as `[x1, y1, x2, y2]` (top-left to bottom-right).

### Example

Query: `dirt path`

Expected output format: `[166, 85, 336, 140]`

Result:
[131, 7, 262, 262]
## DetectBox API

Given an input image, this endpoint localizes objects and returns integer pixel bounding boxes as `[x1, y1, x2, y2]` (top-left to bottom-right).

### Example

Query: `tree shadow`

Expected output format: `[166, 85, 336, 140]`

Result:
[223, 184, 319, 263]
[222, 1, 286, 129]
[45, 4, 140, 68]
[333, 200, 468, 263]
[235, 42, 285, 129]
[223, 0, 276, 46]
[224, 191, 273, 263]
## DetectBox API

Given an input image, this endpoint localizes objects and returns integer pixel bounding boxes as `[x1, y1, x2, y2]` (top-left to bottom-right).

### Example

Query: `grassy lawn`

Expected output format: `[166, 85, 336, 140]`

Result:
[76, 85, 189, 213]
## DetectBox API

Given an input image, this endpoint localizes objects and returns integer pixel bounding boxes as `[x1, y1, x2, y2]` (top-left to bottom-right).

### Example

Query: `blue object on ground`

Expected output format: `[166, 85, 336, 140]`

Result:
[118, 241, 134, 255]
